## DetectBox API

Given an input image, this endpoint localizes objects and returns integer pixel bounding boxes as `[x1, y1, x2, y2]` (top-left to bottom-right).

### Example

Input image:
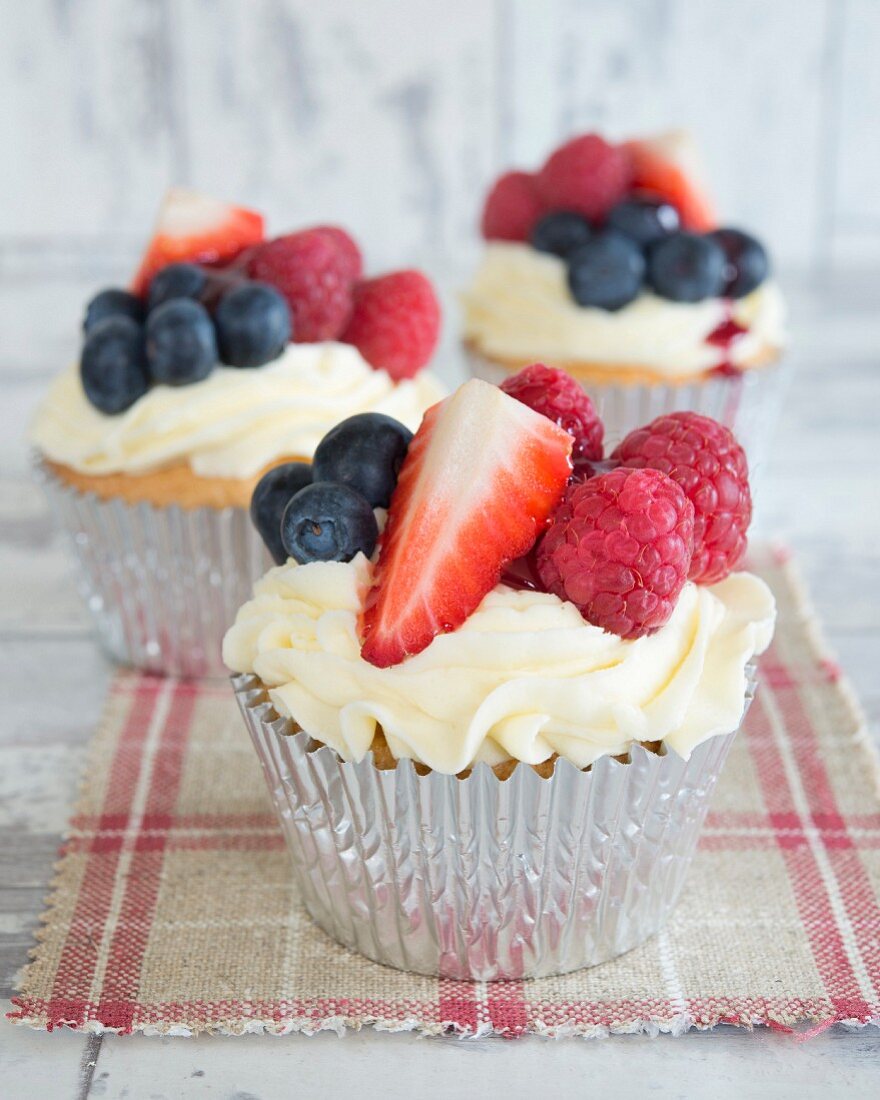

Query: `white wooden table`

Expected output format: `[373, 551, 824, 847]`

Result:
[2, 271, 879, 1097]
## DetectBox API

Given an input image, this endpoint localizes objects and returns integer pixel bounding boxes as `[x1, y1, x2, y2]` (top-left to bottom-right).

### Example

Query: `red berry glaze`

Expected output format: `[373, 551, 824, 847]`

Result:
[536, 134, 632, 222]
[613, 411, 751, 584]
[537, 467, 694, 639]
[481, 171, 546, 242]
[361, 379, 573, 667]
[500, 363, 604, 461]
[341, 270, 440, 380]
[246, 229, 354, 342]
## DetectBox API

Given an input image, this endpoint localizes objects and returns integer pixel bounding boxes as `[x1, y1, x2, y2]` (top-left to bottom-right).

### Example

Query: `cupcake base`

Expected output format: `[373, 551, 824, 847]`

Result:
[233, 668, 757, 981]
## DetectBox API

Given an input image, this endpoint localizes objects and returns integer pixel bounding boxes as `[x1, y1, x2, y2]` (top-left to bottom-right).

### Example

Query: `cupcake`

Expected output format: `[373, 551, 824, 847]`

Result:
[462, 131, 788, 471]
[225, 371, 775, 980]
[32, 188, 445, 677]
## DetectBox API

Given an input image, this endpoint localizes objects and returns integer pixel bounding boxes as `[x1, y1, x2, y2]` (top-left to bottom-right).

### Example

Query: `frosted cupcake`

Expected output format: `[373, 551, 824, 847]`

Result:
[225, 371, 774, 980]
[32, 188, 445, 676]
[462, 131, 788, 471]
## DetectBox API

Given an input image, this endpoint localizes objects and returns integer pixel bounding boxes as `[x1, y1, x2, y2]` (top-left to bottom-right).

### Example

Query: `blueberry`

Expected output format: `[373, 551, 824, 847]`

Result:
[215, 282, 292, 368]
[281, 482, 378, 564]
[147, 263, 208, 313]
[707, 228, 769, 299]
[605, 199, 679, 248]
[647, 232, 728, 303]
[250, 462, 313, 564]
[80, 317, 149, 415]
[145, 298, 217, 386]
[530, 212, 592, 259]
[566, 231, 646, 311]
[312, 413, 413, 509]
[83, 289, 144, 333]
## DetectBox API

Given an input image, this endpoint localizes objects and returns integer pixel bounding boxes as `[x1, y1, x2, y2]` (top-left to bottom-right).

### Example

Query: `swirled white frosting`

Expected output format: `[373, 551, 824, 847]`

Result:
[462, 243, 786, 377]
[30, 343, 446, 478]
[223, 555, 775, 774]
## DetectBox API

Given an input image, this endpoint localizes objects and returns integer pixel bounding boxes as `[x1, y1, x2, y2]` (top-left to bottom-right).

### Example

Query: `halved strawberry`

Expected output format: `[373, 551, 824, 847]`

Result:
[623, 132, 717, 232]
[131, 188, 264, 296]
[360, 379, 573, 668]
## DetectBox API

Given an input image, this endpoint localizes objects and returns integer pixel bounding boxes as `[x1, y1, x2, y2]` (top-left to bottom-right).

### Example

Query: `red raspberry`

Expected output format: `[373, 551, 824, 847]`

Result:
[537, 467, 694, 639]
[311, 225, 363, 282]
[500, 363, 604, 461]
[536, 134, 633, 221]
[246, 229, 354, 342]
[481, 171, 545, 242]
[341, 270, 440, 380]
[612, 411, 751, 584]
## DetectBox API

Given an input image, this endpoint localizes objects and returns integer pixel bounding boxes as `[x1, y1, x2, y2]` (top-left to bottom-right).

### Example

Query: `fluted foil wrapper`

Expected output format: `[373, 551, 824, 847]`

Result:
[465, 347, 791, 479]
[233, 665, 758, 981]
[38, 459, 270, 678]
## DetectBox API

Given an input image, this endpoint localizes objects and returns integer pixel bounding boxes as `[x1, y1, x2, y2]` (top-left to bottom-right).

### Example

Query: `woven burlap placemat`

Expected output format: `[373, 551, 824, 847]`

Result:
[9, 545, 880, 1037]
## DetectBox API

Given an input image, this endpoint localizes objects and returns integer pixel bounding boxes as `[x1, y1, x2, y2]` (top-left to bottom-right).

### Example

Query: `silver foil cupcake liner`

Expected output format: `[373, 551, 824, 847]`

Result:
[38, 459, 270, 678]
[465, 347, 791, 480]
[233, 665, 758, 981]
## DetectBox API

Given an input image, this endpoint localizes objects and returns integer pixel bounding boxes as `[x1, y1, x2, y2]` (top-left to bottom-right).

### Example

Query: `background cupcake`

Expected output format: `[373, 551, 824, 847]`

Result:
[32, 188, 445, 677]
[462, 131, 788, 472]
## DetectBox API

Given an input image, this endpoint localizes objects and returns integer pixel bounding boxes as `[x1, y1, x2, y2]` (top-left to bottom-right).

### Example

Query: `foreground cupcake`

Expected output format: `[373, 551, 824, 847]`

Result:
[225, 369, 774, 980]
[462, 131, 788, 469]
[32, 188, 445, 676]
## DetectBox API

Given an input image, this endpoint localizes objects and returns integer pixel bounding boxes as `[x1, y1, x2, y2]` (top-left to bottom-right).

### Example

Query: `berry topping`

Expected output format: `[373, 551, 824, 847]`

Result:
[567, 231, 646, 311]
[80, 317, 149, 415]
[145, 298, 217, 386]
[536, 134, 632, 222]
[246, 228, 354, 343]
[529, 211, 592, 258]
[647, 232, 727, 303]
[707, 228, 770, 299]
[536, 467, 694, 640]
[214, 282, 292, 368]
[250, 462, 313, 564]
[132, 188, 264, 296]
[341, 270, 440, 380]
[481, 171, 545, 242]
[500, 363, 604, 461]
[312, 226, 364, 283]
[605, 198, 680, 248]
[83, 289, 144, 334]
[624, 133, 717, 232]
[613, 411, 751, 584]
[312, 413, 413, 509]
[147, 262, 208, 312]
[281, 482, 378, 565]
[360, 379, 573, 668]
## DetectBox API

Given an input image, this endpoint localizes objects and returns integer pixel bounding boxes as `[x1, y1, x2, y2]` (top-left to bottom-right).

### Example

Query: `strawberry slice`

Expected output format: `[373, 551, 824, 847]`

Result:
[131, 188, 264, 296]
[361, 379, 573, 668]
[623, 132, 717, 232]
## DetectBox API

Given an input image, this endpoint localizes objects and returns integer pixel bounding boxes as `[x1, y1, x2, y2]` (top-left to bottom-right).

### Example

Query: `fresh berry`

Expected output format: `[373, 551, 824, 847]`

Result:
[145, 298, 216, 386]
[537, 467, 694, 639]
[246, 229, 354, 343]
[605, 198, 680, 248]
[529, 211, 592, 258]
[481, 171, 545, 242]
[214, 282, 292, 367]
[567, 231, 646, 311]
[80, 317, 149, 415]
[250, 462, 313, 564]
[707, 228, 769, 299]
[624, 133, 717, 232]
[281, 482, 378, 565]
[132, 188, 264, 296]
[613, 411, 751, 584]
[500, 363, 603, 461]
[83, 289, 144, 333]
[147, 263, 208, 312]
[536, 134, 632, 221]
[341, 270, 440, 380]
[312, 226, 363, 282]
[647, 232, 727, 303]
[361, 379, 573, 667]
[312, 413, 413, 508]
